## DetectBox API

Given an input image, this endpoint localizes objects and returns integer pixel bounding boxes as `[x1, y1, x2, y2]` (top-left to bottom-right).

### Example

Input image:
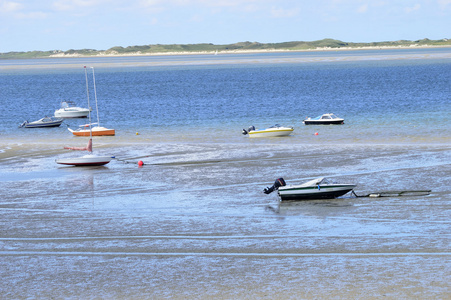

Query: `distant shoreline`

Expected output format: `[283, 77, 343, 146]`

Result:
[1, 45, 450, 70]
[47, 44, 451, 59]
[2, 38, 450, 60]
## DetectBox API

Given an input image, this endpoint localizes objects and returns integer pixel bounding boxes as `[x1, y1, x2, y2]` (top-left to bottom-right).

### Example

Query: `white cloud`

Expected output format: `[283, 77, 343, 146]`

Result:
[405, 3, 421, 13]
[0, 0, 23, 13]
[357, 4, 368, 13]
[52, 0, 112, 11]
[15, 11, 48, 19]
[139, 0, 262, 9]
[437, 0, 451, 9]
[270, 6, 300, 18]
[0, 1, 49, 19]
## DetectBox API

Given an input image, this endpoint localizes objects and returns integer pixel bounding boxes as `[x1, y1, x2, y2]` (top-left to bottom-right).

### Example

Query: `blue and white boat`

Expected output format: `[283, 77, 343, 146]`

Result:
[264, 177, 356, 201]
[20, 116, 64, 128]
[303, 113, 344, 125]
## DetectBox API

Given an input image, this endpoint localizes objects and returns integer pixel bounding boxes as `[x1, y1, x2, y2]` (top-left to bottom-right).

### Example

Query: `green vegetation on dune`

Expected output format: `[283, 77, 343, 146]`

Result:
[1, 38, 450, 59]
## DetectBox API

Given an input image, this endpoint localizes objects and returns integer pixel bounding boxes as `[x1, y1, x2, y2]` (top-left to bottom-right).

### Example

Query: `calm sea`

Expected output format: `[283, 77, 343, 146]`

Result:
[0, 48, 450, 299]
[1, 47, 450, 145]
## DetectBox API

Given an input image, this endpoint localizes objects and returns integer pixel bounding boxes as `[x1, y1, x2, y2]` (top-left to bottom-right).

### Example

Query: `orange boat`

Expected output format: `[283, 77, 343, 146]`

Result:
[68, 126, 115, 136]
[68, 67, 115, 137]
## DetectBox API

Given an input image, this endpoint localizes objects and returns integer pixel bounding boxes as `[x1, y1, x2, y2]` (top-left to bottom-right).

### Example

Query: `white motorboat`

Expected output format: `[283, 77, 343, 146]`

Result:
[242, 124, 294, 137]
[303, 113, 344, 125]
[264, 177, 356, 201]
[20, 116, 63, 128]
[54, 100, 91, 118]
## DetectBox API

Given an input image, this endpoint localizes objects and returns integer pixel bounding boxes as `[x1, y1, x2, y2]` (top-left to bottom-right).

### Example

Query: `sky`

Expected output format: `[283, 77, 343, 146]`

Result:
[0, 0, 450, 52]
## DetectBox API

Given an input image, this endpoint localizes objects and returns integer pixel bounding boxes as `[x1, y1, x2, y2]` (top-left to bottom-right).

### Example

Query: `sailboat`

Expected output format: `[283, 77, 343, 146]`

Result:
[56, 66, 113, 166]
[68, 67, 115, 136]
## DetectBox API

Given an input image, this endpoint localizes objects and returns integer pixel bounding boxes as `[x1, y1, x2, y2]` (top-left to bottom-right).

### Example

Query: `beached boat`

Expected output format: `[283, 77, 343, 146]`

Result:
[68, 67, 115, 136]
[56, 156, 112, 166]
[19, 116, 63, 128]
[303, 113, 344, 125]
[56, 138, 113, 166]
[242, 124, 294, 137]
[56, 66, 113, 167]
[54, 100, 91, 118]
[264, 177, 356, 201]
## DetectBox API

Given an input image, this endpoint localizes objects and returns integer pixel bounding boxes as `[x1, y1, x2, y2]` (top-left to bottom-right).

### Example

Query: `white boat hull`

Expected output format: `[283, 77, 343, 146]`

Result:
[55, 108, 90, 118]
[248, 128, 294, 138]
[56, 154, 113, 166]
[278, 184, 356, 200]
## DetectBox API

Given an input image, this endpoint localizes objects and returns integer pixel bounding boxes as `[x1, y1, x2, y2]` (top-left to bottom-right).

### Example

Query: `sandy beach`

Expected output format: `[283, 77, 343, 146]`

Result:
[0, 141, 450, 299]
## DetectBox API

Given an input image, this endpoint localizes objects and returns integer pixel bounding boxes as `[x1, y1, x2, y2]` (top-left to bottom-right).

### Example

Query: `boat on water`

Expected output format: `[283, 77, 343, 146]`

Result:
[68, 125, 115, 136]
[54, 100, 91, 118]
[264, 177, 356, 201]
[56, 66, 113, 167]
[68, 67, 115, 136]
[242, 124, 294, 137]
[19, 116, 63, 128]
[303, 113, 344, 125]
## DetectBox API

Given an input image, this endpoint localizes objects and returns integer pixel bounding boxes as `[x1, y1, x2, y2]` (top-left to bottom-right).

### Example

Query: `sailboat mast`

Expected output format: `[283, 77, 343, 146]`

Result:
[91, 67, 100, 127]
[84, 66, 93, 139]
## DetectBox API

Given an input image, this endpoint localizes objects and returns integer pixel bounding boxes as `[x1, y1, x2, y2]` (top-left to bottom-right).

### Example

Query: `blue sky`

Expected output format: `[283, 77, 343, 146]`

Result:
[0, 0, 450, 52]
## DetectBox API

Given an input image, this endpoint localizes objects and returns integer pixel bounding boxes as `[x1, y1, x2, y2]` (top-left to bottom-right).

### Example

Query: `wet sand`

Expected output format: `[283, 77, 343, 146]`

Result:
[0, 141, 450, 299]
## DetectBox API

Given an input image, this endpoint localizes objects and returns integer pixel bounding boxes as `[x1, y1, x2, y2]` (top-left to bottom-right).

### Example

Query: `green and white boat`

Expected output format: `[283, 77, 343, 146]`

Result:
[264, 177, 356, 201]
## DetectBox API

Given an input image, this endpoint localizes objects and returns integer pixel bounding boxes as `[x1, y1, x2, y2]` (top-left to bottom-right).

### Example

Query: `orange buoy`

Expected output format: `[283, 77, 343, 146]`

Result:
[315, 132, 319, 136]
[138, 160, 144, 166]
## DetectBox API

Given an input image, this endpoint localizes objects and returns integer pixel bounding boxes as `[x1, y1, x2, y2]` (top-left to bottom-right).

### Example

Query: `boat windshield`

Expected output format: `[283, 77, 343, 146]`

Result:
[299, 177, 328, 187]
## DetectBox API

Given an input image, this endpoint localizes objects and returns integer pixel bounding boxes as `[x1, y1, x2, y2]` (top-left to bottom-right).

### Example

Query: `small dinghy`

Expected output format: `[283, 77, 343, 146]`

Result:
[20, 116, 63, 128]
[264, 177, 356, 201]
[242, 124, 294, 137]
[56, 138, 113, 166]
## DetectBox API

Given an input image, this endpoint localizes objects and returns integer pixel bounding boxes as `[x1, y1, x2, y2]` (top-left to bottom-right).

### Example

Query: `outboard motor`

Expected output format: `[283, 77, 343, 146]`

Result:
[242, 125, 255, 135]
[264, 178, 286, 194]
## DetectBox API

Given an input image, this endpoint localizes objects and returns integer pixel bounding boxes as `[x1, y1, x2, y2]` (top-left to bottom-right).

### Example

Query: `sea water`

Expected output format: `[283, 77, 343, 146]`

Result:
[0, 48, 450, 299]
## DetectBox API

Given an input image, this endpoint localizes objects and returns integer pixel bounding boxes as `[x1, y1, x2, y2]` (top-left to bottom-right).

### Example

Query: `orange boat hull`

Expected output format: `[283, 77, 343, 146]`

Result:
[69, 127, 115, 136]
